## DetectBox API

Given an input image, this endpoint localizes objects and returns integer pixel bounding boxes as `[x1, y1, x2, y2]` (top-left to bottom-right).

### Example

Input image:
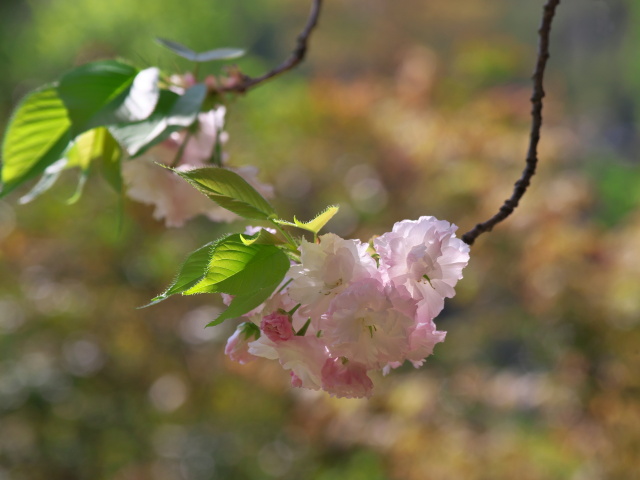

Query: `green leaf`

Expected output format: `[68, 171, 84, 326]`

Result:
[58, 61, 159, 134]
[185, 234, 288, 294]
[109, 84, 206, 156]
[187, 235, 290, 325]
[147, 234, 289, 325]
[208, 283, 278, 326]
[1, 86, 72, 198]
[275, 205, 340, 234]
[156, 37, 245, 62]
[174, 167, 276, 220]
[145, 240, 218, 306]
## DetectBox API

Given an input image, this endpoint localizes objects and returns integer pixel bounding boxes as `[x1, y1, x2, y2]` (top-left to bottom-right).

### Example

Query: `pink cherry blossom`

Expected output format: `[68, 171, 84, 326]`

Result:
[260, 312, 294, 342]
[404, 321, 446, 367]
[225, 322, 260, 365]
[222, 215, 468, 398]
[382, 320, 446, 374]
[288, 233, 378, 319]
[374, 216, 470, 321]
[322, 278, 415, 369]
[249, 335, 330, 390]
[321, 357, 373, 399]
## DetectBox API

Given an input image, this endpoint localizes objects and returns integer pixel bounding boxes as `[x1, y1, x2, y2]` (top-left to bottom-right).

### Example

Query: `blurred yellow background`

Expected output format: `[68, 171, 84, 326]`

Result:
[1, 0, 639, 479]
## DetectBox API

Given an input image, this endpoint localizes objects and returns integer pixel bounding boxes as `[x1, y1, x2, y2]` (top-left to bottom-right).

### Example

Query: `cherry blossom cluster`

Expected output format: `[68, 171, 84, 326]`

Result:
[225, 216, 470, 399]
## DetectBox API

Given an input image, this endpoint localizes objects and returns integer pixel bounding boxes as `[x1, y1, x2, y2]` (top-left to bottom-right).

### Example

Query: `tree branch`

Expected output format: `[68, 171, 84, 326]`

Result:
[218, 0, 324, 93]
[461, 0, 561, 246]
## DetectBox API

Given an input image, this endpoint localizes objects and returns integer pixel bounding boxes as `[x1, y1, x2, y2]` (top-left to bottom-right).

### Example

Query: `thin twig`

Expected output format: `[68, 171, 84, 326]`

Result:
[461, 0, 561, 246]
[218, 0, 323, 93]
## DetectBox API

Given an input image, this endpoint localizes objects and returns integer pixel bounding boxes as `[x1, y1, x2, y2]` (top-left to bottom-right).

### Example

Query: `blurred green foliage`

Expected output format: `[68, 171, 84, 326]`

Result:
[1, 1, 640, 479]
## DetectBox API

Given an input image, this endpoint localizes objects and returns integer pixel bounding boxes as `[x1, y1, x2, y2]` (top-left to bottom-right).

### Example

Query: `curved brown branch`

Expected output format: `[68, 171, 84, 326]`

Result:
[461, 0, 561, 246]
[218, 0, 323, 93]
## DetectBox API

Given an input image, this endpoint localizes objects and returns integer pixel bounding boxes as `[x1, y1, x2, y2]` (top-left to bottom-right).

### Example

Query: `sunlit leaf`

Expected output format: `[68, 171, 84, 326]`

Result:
[174, 167, 276, 220]
[274, 205, 340, 234]
[1, 86, 72, 198]
[184, 234, 289, 295]
[156, 37, 245, 62]
[144, 240, 219, 307]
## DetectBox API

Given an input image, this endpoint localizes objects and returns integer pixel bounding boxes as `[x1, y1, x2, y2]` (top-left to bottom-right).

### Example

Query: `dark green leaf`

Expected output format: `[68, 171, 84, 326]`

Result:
[156, 37, 245, 62]
[58, 61, 159, 134]
[207, 283, 279, 326]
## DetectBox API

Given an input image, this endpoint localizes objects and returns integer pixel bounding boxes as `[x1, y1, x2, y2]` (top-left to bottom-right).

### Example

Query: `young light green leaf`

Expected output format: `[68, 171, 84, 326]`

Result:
[1, 86, 72, 198]
[64, 127, 123, 202]
[156, 37, 245, 62]
[144, 240, 218, 307]
[109, 84, 206, 156]
[95, 129, 123, 193]
[58, 61, 159, 135]
[296, 205, 339, 234]
[274, 205, 340, 234]
[240, 228, 285, 246]
[174, 167, 276, 220]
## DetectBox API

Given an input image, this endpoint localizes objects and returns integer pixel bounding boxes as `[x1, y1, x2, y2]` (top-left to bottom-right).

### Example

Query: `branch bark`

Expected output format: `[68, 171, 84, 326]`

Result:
[461, 0, 561, 246]
[218, 0, 324, 93]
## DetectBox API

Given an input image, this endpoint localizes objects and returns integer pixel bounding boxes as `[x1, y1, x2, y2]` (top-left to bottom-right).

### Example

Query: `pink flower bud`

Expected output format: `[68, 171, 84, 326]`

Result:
[261, 312, 294, 342]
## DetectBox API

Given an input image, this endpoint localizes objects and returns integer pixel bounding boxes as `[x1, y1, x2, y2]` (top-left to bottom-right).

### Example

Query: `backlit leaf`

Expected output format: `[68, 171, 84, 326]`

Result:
[1, 86, 72, 198]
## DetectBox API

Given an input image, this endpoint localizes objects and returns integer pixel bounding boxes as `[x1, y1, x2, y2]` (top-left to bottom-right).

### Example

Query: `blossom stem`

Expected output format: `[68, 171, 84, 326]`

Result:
[271, 221, 299, 252]
[170, 130, 193, 168]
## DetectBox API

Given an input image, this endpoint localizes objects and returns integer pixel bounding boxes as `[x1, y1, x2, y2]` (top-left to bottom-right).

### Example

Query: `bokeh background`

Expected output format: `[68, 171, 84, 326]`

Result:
[1, 0, 639, 479]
